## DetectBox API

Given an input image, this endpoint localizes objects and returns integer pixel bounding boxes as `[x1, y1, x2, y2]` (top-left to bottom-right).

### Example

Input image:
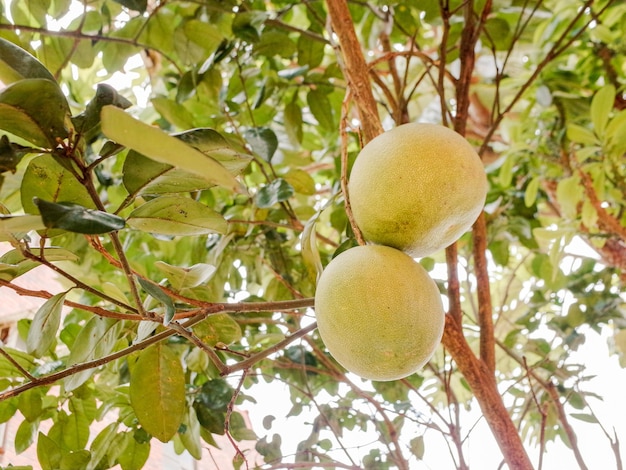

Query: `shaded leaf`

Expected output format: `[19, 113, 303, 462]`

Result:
[21, 154, 95, 217]
[284, 101, 303, 145]
[244, 127, 278, 162]
[307, 89, 334, 131]
[127, 196, 227, 236]
[26, 292, 66, 358]
[137, 277, 176, 325]
[256, 178, 294, 208]
[101, 106, 243, 193]
[129, 343, 186, 442]
[34, 198, 125, 234]
[64, 317, 123, 391]
[117, 432, 150, 470]
[72, 83, 132, 139]
[0, 37, 56, 84]
[0, 79, 70, 147]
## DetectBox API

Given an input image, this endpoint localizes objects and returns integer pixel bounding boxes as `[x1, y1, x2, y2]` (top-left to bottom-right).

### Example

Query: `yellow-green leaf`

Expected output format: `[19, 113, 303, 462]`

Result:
[26, 292, 66, 358]
[101, 105, 243, 193]
[129, 343, 186, 442]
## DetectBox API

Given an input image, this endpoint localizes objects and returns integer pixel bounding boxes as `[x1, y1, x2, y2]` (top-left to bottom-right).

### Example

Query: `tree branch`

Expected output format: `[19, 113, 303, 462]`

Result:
[326, 0, 383, 142]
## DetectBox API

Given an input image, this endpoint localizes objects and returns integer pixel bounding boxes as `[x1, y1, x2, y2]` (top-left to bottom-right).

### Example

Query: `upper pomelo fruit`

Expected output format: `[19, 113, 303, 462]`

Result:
[348, 123, 488, 257]
[314, 245, 444, 381]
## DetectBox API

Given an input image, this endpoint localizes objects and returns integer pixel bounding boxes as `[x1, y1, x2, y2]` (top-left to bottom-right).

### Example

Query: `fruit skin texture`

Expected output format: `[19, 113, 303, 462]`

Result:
[348, 122, 488, 257]
[314, 245, 445, 381]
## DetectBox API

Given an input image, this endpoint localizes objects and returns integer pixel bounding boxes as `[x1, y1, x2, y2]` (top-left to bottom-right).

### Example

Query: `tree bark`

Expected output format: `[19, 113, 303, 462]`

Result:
[326, 0, 383, 143]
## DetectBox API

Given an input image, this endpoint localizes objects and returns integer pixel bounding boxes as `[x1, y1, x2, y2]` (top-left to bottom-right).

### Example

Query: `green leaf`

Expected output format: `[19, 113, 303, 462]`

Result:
[178, 407, 202, 460]
[0, 38, 56, 84]
[26, 292, 65, 357]
[284, 101, 303, 145]
[129, 343, 186, 442]
[307, 89, 334, 132]
[229, 411, 257, 441]
[297, 33, 325, 68]
[567, 123, 598, 146]
[301, 216, 322, 284]
[182, 20, 224, 53]
[556, 175, 581, 218]
[570, 413, 598, 424]
[37, 433, 62, 470]
[87, 423, 118, 470]
[283, 169, 316, 195]
[256, 178, 294, 208]
[101, 106, 243, 193]
[15, 418, 38, 453]
[137, 277, 175, 325]
[194, 313, 242, 347]
[117, 432, 150, 470]
[0, 79, 71, 147]
[524, 177, 540, 208]
[21, 154, 95, 217]
[256, 30, 296, 58]
[0, 247, 78, 281]
[498, 155, 514, 188]
[590, 85, 616, 137]
[255, 434, 282, 462]
[154, 261, 216, 290]
[71, 83, 132, 139]
[0, 214, 46, 234]
[409, 435, 425, 460]
[34, 198, 126, 234]
[127, 195, 227, 236]
[64, 317, 123, 391]
[244, 127, 278, 162]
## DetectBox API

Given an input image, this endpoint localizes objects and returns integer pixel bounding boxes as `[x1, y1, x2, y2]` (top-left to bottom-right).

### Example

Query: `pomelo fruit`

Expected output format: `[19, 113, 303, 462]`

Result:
[314, 245, 444, 381]
[348, 122, 488, 257]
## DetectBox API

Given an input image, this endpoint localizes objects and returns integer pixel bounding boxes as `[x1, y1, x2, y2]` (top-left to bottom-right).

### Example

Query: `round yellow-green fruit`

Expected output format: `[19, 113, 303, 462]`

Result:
[348, 122, 488, 257]
[314, 245, 444, 381]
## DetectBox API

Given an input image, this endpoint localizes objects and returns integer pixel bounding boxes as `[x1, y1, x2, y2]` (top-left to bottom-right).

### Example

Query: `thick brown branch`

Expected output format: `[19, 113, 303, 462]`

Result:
[326, 0, 383, 142]
[472, 212, 495, 373]
[442, 315, 533, 470]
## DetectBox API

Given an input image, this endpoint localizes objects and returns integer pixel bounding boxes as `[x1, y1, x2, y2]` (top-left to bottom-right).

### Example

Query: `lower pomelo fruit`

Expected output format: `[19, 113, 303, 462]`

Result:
[348, 122, 488, 257]
[314, 245, 444, 381]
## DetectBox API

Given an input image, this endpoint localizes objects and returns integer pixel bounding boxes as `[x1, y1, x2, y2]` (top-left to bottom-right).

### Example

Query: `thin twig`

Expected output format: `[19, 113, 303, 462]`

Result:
[0, 347, 36, 381]
[339, 88, 366, 246]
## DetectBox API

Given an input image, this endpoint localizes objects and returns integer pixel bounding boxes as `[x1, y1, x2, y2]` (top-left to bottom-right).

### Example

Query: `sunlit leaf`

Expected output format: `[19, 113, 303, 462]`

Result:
[101, 106, 243, 193]
[194, 313, 242, 347]
[154, 261, 216, 290]
[590, 84, 616, 137]
[129, 343, 186, 442]
[0, 214, 46, 234]
[26, 292, 66, 358]
[127, 196, 227, 236]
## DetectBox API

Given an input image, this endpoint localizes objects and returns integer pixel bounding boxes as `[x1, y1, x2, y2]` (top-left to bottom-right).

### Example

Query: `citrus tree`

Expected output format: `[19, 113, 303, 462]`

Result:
[0, 0, 625, 469]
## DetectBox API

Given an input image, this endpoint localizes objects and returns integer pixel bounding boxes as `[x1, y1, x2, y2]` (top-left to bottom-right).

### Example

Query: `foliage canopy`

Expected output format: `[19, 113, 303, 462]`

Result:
[0, 0, 625, 469]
